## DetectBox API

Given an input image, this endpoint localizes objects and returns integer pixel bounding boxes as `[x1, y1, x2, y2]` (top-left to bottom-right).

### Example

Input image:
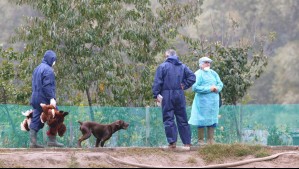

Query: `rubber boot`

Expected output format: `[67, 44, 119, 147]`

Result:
[29, 129, 44, 148]
[207, 127, 215, 145]
[47, 135, 64, 147]
[198, 128, 206, 146]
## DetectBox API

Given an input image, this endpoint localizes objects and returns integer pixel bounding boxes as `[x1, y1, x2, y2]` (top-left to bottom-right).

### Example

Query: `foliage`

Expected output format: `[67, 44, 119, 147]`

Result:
[0, 47, 31, 104]
[267, 126, 283, 146]
[267, 125, 292, 146]
[9, 0, 203, 113]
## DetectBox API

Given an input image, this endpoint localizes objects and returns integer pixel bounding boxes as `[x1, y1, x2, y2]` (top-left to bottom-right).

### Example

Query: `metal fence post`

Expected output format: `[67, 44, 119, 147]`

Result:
[146, 106, 150, 146]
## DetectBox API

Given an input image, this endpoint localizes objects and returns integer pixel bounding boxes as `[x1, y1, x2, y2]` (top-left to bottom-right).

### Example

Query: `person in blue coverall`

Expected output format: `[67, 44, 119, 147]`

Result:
[188, 56, 223, 145]
[29, 50, 64, 148]
[152, 49, 196, 148]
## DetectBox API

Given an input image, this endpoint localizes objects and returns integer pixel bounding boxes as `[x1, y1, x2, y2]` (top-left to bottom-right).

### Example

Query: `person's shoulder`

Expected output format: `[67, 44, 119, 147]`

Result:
[195, 69, 201, 74]
[195, 69, 203, 76]
[210, 69, 220, 76]
[159, 61, 169, 67]
[181, 63, 192, 69]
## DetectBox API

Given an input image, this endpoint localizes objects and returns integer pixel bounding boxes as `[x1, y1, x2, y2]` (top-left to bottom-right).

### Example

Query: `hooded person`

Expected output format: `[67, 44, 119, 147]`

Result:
[29, 50, 64, 148]
[152, 49, 196, 148]
[188, 56, 224, 145]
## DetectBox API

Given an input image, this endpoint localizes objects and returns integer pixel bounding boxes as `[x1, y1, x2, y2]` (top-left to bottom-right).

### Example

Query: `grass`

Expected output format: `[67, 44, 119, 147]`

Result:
[198, 143, 271, 163]
[186, 157, 197, 164]
[0, 160, 4, 168]
[68, 152, 80, 168]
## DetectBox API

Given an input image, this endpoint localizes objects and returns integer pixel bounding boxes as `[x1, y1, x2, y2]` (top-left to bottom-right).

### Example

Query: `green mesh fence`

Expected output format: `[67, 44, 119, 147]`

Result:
[1, 104, 299, 148]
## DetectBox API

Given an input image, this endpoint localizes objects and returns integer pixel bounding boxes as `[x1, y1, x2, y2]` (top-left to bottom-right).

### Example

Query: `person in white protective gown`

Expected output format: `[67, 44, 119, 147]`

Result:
[188, 56, 223, 145]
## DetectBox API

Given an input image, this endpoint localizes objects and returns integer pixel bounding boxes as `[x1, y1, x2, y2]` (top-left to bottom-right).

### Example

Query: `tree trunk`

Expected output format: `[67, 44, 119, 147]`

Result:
[233, 102, 242, 142]
[85, 88, 95, 121]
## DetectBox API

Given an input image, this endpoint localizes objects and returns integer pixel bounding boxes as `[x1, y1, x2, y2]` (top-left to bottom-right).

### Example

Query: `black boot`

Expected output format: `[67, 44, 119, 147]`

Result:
[29, 129, 44, 148]
[47, 135, 64, 147]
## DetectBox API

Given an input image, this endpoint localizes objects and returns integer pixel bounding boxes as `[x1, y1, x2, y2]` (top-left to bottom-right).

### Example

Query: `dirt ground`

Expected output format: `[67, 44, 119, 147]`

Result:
[0, 146, 298, 168]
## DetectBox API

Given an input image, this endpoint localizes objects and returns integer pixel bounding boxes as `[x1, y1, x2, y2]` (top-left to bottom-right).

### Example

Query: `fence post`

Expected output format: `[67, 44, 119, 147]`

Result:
[146, 106, 150, 146]
[69, 120, 73, 147]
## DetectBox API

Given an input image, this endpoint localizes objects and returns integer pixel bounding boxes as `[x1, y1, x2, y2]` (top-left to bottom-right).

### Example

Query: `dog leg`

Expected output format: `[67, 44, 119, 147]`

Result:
[95, 138, 101, 147]
[100, 135, 112, 147]
[100, 140, 106, 147]
[78, 131, 92, 148]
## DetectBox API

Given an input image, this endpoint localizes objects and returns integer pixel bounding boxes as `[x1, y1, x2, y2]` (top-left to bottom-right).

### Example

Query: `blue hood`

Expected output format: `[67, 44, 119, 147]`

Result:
[166, 56, 182, 65]
[42, 50, 57, 67]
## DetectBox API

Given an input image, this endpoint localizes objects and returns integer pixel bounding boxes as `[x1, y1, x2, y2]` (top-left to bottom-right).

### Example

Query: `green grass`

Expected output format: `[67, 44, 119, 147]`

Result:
[198, 143, 270, 163]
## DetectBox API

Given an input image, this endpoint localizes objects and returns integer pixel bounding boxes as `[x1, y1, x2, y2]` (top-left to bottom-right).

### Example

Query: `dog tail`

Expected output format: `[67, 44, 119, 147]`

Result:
[78, 121, 83, 126]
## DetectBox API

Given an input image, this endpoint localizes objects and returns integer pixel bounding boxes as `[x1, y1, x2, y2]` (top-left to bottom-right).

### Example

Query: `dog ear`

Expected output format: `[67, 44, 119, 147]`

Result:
[119, 120, 124, 126]
[63, 112, 69, 117]
[115, 120, 121, 126]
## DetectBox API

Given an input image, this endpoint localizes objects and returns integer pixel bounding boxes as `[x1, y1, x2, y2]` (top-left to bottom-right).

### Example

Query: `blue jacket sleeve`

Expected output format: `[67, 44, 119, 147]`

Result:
[152, 66, 163, 99]
[182, 65, 196, 90]
[42, 69, 56, 100]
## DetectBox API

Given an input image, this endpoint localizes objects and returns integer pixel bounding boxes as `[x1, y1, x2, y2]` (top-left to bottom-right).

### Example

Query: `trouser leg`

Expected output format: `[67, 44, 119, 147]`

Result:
[175, 109, 191, 145]
[163, 110, 177, 144]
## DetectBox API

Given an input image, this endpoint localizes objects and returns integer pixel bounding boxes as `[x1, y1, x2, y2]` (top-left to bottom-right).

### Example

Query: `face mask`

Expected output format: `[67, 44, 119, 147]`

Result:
[52, 61, 56, 66]
[203, 67, 210, 71]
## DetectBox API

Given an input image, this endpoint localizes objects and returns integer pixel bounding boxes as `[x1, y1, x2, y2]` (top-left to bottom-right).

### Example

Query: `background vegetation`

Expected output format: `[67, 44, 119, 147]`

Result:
[2, 0, 297, 107]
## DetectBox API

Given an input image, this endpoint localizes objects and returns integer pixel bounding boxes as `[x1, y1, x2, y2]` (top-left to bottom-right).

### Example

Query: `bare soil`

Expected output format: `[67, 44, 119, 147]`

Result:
[0, 146, 298, 168]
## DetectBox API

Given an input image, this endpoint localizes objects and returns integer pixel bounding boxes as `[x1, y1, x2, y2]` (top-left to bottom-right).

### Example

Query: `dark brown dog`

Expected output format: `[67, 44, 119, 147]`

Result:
[77, 120, 129, 148]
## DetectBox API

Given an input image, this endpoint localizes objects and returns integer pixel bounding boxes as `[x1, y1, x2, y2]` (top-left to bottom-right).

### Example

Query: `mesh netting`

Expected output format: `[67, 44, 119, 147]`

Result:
[1, 104, 299, 148]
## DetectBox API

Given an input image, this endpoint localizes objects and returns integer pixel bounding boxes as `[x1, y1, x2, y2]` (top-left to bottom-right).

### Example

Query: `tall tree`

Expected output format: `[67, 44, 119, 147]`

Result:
[10, 0, 203, 120]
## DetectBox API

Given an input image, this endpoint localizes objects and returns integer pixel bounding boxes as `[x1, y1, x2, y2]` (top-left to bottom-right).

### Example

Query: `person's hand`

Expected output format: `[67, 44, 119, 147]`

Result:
[155, 99, 161, 106]
[210, 85, 218, 92]
[50, 98, 57, 108]
[181, 84, 185, 90]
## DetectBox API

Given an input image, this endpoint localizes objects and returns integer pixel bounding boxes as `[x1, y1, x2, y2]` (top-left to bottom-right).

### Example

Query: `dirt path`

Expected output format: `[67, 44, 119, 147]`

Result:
[0, 147, 298, 168]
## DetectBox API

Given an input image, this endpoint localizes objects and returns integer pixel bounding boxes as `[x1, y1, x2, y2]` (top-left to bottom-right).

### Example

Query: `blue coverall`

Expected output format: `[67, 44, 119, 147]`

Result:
[152, 55, 196, 145]
[30, 50, 57, 132]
